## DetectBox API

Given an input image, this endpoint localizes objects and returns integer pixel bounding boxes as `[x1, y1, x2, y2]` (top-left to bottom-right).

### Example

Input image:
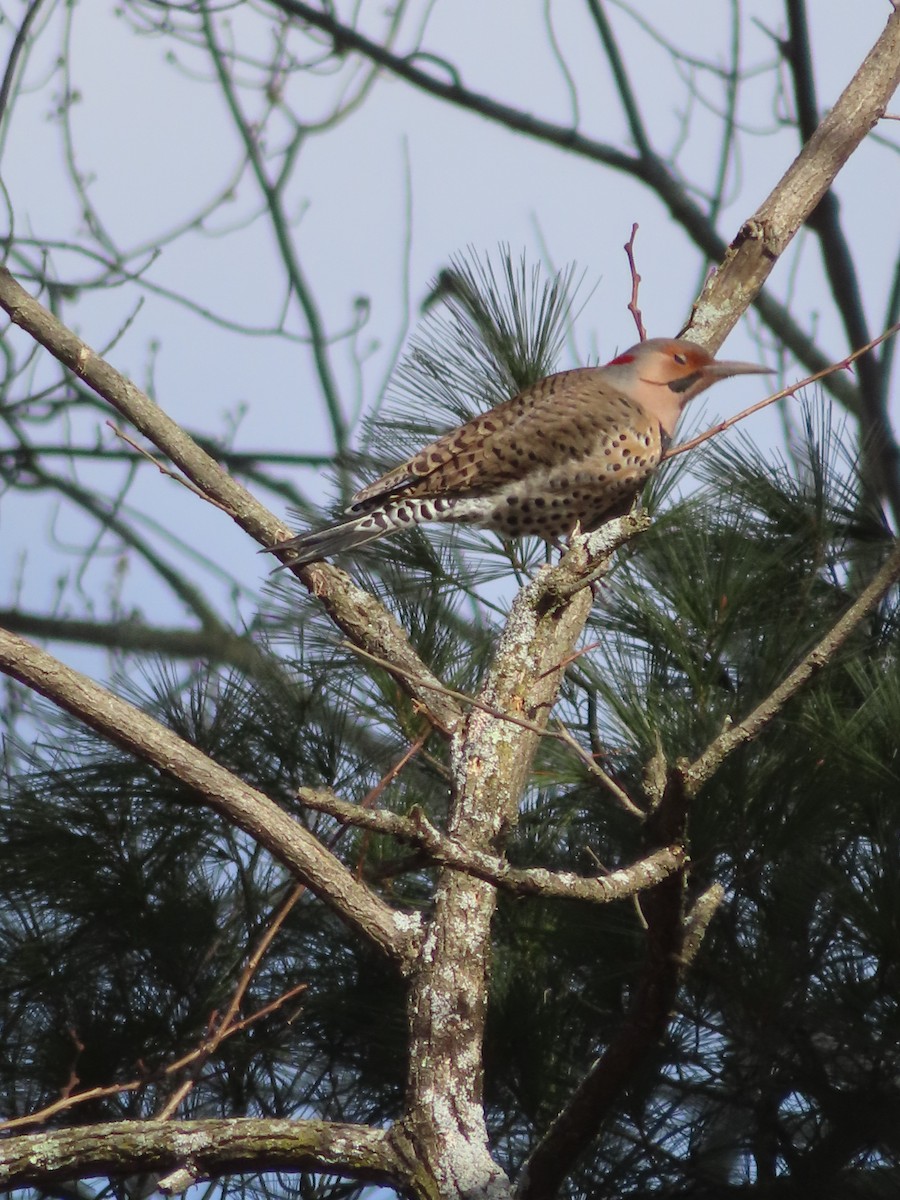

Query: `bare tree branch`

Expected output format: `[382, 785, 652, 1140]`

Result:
[272, 0, 894, 436]
[155, 883, 308, 1121]
[0, 981, 308, 1134]
[784, 1, 874, 369]
[0, 608, 270, 672]
[200, 9, 349, 456]
[0, 0, 47, 135]
[584, 0, 653, 157]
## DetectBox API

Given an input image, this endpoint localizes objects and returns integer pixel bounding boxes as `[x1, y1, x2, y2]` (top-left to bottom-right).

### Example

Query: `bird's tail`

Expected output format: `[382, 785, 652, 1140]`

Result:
[266, 500, 437, 569]
[265, 514, 392, 569]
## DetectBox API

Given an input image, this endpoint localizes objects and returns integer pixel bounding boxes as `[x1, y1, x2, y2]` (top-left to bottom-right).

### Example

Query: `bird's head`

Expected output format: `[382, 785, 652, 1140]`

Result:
[603, 337, 771, 436]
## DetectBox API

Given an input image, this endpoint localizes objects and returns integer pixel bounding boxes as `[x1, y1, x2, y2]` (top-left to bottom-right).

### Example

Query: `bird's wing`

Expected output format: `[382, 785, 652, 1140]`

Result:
[349, 368, 649, 510]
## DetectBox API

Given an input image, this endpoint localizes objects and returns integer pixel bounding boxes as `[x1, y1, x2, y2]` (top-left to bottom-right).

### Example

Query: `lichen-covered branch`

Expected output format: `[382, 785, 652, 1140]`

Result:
[686, 6, 900, 517]
[688, 7, 900, 350]
[0, 1119, 411, 1195]
[300, 786, 683, 902]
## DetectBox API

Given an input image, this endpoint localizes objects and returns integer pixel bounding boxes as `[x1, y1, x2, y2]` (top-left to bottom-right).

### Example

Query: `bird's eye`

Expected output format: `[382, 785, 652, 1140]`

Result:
[673, 352, 688, 366]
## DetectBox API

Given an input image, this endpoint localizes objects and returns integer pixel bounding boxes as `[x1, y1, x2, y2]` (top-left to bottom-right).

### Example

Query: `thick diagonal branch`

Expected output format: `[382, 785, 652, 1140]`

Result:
[782, 0, 898, 517]
[688, 7, 900, 517]
[0, 266, 463, 733]
[688, 7, 900, 349]
[0, 626, 418, 963]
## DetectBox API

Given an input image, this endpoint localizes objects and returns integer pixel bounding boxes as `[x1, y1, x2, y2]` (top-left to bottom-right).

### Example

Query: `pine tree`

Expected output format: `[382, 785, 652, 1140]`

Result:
[3, 250, 900, 1199]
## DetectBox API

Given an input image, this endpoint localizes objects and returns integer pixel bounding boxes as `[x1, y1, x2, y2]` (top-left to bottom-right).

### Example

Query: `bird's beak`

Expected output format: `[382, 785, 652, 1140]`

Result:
[700, 359, 772, 381]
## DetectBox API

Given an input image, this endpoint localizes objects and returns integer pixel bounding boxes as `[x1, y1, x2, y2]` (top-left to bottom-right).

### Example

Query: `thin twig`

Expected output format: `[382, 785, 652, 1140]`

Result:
[356, 733, 429, 813]
[0, 980, 308, 1133]
[552, 721, 645, 817]
[156, 883, 307, 1119]
[343, 642, 561, 739]
[623, 223, 646, 342]
[352, 732, 429, 879]
[665, 320, 900, 462]
[536, 641, 601, 680]
[108, 422, 234, 514]
[343, 642, 642, 813]
[0, 0, 47, 132]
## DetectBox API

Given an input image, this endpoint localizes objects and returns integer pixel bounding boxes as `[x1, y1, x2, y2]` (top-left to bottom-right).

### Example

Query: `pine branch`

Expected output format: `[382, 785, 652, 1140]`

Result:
[684, 536, 900, 795]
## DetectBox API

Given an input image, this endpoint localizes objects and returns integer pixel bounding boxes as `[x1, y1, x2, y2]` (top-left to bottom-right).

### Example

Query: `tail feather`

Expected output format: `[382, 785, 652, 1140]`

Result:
[267, 510, 399, 569]
[265, 494, 489, 569]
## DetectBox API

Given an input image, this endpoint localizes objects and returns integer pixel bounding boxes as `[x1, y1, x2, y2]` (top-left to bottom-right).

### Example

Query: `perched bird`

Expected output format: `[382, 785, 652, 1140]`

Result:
[270, 338, 769, 567]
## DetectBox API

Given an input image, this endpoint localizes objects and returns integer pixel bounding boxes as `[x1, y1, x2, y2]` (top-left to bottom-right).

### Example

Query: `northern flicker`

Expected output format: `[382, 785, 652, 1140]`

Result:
[269, 338, 769, 566]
